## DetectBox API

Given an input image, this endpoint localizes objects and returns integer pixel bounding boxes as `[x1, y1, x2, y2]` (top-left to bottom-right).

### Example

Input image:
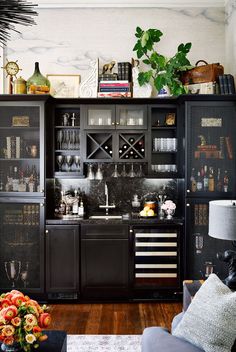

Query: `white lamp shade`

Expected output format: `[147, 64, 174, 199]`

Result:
[209, 200, 236, 241]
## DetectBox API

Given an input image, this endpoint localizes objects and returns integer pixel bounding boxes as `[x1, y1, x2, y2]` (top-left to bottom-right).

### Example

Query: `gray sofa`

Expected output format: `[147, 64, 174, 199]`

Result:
[142, 312, 204, 352]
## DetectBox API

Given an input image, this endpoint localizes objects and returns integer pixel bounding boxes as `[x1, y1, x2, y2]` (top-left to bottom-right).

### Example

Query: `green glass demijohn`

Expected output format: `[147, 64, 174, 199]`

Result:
[26, 62, 50, 94]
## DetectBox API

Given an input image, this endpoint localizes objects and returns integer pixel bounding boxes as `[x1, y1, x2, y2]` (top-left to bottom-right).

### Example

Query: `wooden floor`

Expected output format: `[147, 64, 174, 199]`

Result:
[49, 302, 182, 334]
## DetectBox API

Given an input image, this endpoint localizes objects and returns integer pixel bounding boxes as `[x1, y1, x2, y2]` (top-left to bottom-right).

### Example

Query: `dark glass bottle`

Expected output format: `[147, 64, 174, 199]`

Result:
[26, 62, 50, 94]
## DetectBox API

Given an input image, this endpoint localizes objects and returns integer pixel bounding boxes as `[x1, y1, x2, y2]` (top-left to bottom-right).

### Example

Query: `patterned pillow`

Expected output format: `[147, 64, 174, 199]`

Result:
[173, 274, 236, 352]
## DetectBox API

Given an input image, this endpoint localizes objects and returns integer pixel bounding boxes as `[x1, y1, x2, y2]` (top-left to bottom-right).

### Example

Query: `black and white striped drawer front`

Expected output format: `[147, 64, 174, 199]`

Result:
[134, 231, 179, 287]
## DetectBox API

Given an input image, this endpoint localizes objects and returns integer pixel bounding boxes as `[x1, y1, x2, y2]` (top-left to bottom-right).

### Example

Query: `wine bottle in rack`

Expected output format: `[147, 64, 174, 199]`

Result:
[128, 137, 135, 144]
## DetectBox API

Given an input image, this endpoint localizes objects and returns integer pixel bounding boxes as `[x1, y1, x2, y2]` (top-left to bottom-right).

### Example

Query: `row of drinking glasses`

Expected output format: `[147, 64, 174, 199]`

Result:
[4, 260, 29, 288]
[56, 130, 80, 150]
[87, 163, 145, 179]
[151, 164, 177, 173]
[56, 155, 80, 172]
[153, 138, 177, 152]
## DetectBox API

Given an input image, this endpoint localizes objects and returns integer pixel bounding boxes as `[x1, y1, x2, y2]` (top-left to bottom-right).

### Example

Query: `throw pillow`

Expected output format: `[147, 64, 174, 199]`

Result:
[173, 273, 236, 352]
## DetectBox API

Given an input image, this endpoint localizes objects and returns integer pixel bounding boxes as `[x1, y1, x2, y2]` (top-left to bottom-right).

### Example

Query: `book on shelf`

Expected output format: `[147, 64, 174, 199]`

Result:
[218, 74, 235, 94]
[98, 91, 132, 98]
[117, 62, 132, 81]
[99, 87, 130, 92]
[225, 136, 233, 159]
[100, 81, 130, 87]
[98, 73, 118, 82]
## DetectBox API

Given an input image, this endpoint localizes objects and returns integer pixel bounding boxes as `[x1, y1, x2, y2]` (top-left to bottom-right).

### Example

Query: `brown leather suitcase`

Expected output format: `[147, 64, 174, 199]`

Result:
[180, 60, 224, 85]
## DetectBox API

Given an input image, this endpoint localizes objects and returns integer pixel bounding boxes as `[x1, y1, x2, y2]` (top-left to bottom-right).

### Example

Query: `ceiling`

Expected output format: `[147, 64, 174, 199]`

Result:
[35, 0, 225, 8]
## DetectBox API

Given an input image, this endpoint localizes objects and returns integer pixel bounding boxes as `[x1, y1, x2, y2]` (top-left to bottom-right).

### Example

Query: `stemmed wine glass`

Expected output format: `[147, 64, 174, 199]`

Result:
[57, 130, 63, 150]
[65, 155, 73, 172]
[111, 164, 119, 178]
[20, 262, 29, 288]
[121, 164, 127, 177]
[136, 164, 144, 177]
[56, 155, 64, 171]
[128, 163, 135, 178]
[5, 260, 21, 288]
[74, 155, 80, 172]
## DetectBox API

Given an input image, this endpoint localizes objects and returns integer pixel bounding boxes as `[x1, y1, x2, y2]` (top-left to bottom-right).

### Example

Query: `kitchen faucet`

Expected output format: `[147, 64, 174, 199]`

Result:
[99, 182, 116, 215]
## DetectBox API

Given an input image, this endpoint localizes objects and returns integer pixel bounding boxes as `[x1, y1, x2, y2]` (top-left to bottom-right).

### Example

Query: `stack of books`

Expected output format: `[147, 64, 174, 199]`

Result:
[98, 80, 131, 98]
[218, 74, 235, 94]
[117, 62, 132, 81]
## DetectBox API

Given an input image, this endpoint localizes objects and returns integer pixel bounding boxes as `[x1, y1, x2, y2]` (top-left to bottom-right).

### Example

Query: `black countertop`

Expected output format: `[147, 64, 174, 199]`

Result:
[46, 215, 184, 226]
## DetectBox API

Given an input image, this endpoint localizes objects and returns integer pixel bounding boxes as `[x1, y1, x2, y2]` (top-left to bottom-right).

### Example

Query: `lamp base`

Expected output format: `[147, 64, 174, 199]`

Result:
[217, 250, 236, 290]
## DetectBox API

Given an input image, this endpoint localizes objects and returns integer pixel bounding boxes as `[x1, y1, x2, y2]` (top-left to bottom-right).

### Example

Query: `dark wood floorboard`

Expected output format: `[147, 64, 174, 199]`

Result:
[49, 302, 182, 334]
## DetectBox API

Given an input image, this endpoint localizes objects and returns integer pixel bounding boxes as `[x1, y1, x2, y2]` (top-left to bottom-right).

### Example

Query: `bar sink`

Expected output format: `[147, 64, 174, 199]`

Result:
[89, 215, 122, 220]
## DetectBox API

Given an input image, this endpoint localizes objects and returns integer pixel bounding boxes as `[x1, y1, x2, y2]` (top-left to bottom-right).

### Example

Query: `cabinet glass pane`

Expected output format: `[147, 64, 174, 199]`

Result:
[186, 104, 236, 195]
[186, 199, 230, 280]
[0, 106, 40, 193]
[54, 107, 82, 176]
[119, 109, 144, 127]
[0, 203, 41, 289]
[88, 109, 112, 126]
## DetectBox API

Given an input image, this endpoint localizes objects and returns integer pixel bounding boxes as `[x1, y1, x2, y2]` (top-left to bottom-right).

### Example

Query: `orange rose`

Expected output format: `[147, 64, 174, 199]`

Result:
[3, 336, 14, 345]
[2, 325, 15, 337]
[33, 326, 42, 333]
[24, 314, 37, 327]
[11, 294, 26, 307]
[39, 313, 51, 328]
[1, 299, 11, 308]
[3, 305, 18, 321]
[10, 290, 24, 296]
[11, 317, 21, 327]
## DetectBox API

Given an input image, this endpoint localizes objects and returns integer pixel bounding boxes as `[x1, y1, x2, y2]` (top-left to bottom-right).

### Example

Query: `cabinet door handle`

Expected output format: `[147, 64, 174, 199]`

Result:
[111, 122, 115, 125]
[45, 230, 49, 234]
[40, 189, 44, 193]
[40, 203, 44, 207]
[116, 122, 120, 125]
[186, 189, 190, 193]
[130, 229, 133, 233]
[186, 203, 190, 207]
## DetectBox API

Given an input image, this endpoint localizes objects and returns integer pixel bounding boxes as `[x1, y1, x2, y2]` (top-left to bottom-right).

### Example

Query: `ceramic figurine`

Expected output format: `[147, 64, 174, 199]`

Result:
[132, 59, 152, 98]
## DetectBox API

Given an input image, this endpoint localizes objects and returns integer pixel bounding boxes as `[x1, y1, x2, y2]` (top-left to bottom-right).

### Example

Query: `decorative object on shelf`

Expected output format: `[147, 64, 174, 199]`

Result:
[133, 27, 192, 96]
[209, 200, 236, 289]
[12, 76, 27, 94]
[0, 0, 37, 47]
[27, 62, 50, 94]
[161, 200, 176, 219]
[0, 289, 51, 351]
[12, 116, 29, 127]
[165, 113, 176, 126]
[180, 60, 224, 85]
[80, 59, 98, 98]
[132, 59, 152, 98]
[46, 74, 80, 98]
[2, 59, 22, 94]
[102, 61, 116, 74]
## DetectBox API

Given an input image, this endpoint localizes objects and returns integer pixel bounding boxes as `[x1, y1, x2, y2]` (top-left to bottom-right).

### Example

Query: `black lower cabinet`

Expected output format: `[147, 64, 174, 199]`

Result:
[45, 225, 80, 300]
[81, 224, 129, 299]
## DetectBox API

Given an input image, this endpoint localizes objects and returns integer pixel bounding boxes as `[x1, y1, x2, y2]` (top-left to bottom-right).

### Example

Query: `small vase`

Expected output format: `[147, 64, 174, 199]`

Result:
[165, 208, 175, 220]
[157, 85, 171, 97]
[26, 62, 50, 94]
[1, 343, 21, 352]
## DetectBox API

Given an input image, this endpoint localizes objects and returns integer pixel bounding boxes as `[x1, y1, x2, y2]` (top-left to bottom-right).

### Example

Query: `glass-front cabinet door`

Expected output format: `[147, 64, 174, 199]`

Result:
[185, 198, 230, 281]
[185, 101, 236, 197]
[82, 105, 116, 129]
[0, 102, 45, 196]
[0, 199, 44, 292]
[116, 105, 147, 129]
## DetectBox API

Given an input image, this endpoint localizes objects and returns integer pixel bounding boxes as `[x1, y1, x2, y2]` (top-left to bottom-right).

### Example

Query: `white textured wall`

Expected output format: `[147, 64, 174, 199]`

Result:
[225, 0, 236, 76]
[4, 7, 225, 91]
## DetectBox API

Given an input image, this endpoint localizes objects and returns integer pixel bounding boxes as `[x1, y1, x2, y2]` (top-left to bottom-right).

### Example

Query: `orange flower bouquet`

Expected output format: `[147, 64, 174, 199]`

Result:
[0, 290, 51, 352]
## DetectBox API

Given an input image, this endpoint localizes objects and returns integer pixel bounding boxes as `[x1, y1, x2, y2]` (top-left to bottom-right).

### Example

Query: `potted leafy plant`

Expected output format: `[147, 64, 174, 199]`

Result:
[133, 27, 193, 96]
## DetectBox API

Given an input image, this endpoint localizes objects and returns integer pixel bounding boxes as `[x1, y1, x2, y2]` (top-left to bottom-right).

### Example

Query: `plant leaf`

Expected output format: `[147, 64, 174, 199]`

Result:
[138, 71, 153, 86]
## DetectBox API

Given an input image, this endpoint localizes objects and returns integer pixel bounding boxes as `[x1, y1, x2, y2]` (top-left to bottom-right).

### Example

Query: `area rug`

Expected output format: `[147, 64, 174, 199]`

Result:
[67, 334, 142, 352]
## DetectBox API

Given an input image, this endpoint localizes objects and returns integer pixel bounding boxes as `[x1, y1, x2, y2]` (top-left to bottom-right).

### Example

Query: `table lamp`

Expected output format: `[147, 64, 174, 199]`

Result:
[208, 200, 236, 289]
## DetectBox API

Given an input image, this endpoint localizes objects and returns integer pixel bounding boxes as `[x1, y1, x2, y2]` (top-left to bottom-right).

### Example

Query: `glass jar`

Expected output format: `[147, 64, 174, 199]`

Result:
[27, 62, 50, 94]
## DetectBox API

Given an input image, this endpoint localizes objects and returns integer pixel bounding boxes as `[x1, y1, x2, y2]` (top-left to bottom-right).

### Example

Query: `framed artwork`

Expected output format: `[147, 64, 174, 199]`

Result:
[46, 74, 80, 98]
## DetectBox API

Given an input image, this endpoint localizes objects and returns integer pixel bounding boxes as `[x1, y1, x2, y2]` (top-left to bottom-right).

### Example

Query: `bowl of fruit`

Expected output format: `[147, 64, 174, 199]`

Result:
[139, 201, 157, 217]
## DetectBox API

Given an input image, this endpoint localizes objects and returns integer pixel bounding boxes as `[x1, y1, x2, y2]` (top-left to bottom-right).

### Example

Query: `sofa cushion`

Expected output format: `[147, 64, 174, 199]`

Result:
[173, 273, 236, 352]
[171, 312, 185, 333]
[142, 327, 204, 352]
